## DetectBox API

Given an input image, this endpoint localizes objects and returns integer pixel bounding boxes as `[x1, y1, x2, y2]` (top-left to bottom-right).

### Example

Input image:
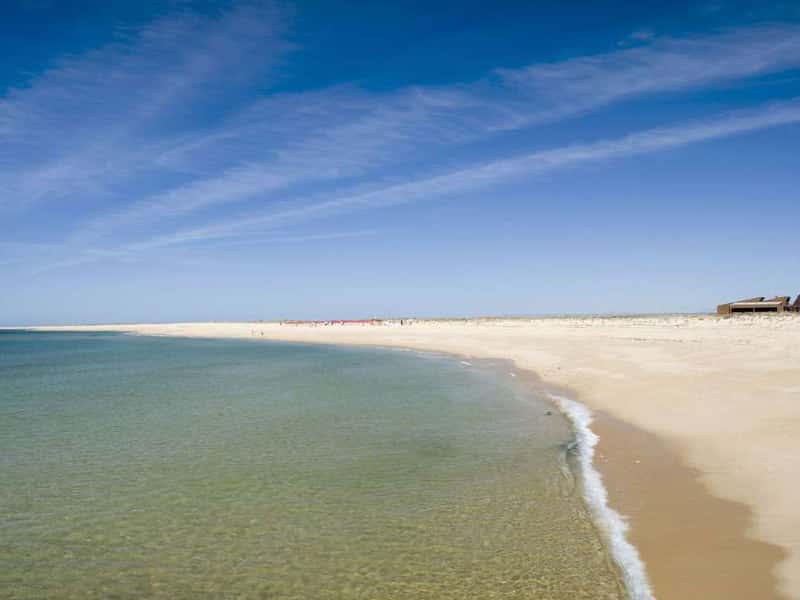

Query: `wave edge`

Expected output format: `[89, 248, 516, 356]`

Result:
[548, 393, 656, 600]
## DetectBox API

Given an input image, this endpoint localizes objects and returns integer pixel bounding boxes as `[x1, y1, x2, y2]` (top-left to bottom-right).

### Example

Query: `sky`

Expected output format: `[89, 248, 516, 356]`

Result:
[1, 0, 799, 324]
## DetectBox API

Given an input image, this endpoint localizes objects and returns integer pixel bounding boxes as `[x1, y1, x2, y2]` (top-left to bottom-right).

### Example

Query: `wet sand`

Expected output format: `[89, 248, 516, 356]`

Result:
[593, 411, 786, 600]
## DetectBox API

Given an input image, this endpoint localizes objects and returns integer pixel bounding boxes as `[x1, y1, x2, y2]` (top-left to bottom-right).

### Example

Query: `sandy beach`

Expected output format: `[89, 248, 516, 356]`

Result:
[31, 314, 800, 599]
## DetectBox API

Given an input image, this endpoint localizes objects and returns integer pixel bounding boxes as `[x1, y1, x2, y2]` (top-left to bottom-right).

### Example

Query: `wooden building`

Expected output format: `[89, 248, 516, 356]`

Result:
[717, 295, 798, 315]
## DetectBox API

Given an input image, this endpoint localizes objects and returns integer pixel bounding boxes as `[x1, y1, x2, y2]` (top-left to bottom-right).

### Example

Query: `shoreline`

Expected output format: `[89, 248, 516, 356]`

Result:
[21, 315, 800, 599]
[517, 369, 783, 600]
[510, 369, 653, 599]
[592, 410, 786, 600]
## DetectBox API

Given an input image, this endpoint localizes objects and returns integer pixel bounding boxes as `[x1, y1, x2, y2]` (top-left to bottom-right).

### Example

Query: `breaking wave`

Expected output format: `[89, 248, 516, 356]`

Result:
[548, 393, 656, 600]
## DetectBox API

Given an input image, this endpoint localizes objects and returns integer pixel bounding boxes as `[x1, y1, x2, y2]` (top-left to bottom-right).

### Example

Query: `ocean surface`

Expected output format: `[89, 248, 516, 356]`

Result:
[0, 331, 627, 599]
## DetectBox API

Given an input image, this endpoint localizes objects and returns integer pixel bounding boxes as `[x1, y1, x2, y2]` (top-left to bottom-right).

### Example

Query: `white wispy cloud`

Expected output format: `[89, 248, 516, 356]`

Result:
[78, 98, 800, 258]
[0, 2, 287, 207]
[620, 29, 656, 46]
[69, 22, 800, 242]
[18, 229, 381, 274]
[72, 86, 480, 241]
[4, 8, 800, 276]
[206, 229, 381, 246]
[13, 96, 800, 275]
[499, 24, 800, 115]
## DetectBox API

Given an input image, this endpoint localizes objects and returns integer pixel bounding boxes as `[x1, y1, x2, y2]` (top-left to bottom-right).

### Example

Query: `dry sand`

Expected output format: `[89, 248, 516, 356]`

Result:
[30, 314, 800, 599]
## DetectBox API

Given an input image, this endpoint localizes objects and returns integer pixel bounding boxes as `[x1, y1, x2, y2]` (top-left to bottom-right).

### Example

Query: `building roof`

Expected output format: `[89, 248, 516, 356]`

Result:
[728, 301, 786, 308]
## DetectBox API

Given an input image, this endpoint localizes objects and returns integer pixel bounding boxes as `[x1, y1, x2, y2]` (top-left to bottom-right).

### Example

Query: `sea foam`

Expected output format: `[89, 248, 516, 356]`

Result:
[548, 393, 656, 600]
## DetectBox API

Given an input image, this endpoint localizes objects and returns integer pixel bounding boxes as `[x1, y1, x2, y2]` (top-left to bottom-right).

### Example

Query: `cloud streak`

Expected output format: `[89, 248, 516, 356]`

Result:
[500, 23, 800, 115]
[70, 22, 800, 240]
[4, 7, 800, 276]
[70, 97, 800, 260]
[0, 2, 287, 207]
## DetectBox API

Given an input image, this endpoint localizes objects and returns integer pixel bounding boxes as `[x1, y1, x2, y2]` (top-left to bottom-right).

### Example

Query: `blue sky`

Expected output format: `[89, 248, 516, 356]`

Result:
[2, 0, 799, 324]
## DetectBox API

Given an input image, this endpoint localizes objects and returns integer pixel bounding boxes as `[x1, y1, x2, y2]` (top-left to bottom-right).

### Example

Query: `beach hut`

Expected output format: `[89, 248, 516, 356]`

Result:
[717, 296, 793, 315]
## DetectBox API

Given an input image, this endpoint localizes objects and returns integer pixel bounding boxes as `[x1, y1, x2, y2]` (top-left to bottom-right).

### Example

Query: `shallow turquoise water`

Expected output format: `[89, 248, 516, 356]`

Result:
[0, 331, 624, 599]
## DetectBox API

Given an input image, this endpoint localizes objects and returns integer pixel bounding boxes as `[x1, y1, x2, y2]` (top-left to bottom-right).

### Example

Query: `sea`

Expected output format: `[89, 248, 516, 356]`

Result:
[0, 330, 636, 599]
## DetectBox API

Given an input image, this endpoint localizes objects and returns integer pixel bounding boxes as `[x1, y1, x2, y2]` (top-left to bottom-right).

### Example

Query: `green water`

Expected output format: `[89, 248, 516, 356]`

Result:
[0, 331, 625, 599]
